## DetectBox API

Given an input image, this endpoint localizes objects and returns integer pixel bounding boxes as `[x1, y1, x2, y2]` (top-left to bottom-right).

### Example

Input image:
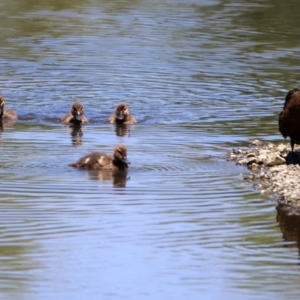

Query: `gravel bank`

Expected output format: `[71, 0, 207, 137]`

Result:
[228, 139, 300, 215]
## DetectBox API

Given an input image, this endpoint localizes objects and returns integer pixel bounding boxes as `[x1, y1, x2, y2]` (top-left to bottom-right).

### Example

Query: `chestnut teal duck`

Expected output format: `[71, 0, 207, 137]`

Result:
[279, 88, 300, 152]
[108, 103, 137, 124]
[60, 101, 88, 124]
[69, 145, 129, 171]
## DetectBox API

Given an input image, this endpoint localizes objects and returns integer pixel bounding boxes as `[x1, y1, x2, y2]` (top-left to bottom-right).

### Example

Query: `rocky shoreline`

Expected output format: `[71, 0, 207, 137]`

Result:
[228, 139, 300, 216]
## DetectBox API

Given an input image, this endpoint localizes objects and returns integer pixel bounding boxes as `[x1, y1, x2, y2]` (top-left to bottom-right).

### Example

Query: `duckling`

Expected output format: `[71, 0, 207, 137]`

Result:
[60, 101, 88, 124]
[108, 103, 137, 124]
[69, 145, 129, 170]
[279, 88, 300, 152]
[0, 95, 18, 120]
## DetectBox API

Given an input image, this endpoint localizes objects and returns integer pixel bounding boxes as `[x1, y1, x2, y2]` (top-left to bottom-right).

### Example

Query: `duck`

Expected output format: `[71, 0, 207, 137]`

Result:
[69, 145, 129, 170]
[0, 95, 18, 120]
[108, 103, 137, 124]
[279, 88, 300, 152]
[60, 101, 88, 124]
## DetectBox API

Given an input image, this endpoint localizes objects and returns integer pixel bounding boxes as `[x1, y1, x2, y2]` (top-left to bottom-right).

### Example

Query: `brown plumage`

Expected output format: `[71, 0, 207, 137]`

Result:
[108, 103, 137, 124]
[60, 101, 88, 124]
[279, 88, 300, 152]
[0, 95, 18, 120]
[69, 145, 129, 170]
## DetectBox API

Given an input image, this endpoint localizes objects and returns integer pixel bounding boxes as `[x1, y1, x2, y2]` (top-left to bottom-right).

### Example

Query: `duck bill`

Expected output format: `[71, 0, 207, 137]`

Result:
[122, 157, 130, 164]
[75, 113, 82, 121]
[117, 112, 125, 121]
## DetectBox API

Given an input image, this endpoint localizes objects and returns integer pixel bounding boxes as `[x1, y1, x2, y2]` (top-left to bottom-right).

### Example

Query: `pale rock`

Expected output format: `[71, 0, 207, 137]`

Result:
[257, 154, 267, 164]
[277, 144, 287, 153]
[265, 154, 286, 167]
[251, 139, 262, 146]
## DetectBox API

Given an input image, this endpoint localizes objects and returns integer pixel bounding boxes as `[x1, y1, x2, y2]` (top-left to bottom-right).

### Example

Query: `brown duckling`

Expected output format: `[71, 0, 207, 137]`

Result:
[108, 103, 137, 124]
[279, 88, 300, 152]
[0, 95, 18, 120]
[60, 101, 88, 124]
[69, 145, 129, 170]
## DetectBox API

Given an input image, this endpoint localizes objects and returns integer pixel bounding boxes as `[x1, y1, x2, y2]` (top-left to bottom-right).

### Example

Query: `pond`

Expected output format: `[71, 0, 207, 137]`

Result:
[0, 0, 300, 299]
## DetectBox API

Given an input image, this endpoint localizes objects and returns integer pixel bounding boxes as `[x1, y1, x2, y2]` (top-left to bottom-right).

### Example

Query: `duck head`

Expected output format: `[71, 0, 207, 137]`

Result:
[115, 103, 130, 123]
[71, 101, 85, 122]
[113, 145, 130, 167]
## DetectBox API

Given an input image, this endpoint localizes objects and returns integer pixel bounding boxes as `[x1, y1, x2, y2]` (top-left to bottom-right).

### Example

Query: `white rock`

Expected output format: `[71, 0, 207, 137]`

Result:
[266, 154, 286, 167]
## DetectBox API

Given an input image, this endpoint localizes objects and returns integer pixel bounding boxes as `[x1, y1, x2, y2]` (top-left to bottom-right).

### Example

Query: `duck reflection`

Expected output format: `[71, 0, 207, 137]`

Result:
[69, 124, 83, 146]
[0, 118, 17, 134]
[276, 203, 300, 249]
[114, 123, 131, 137]
[88, 170, 128, 187]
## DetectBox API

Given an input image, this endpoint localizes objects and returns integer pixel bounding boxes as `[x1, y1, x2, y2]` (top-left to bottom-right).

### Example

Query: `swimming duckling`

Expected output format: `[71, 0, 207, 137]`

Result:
[108, 103, 137, 124]
[60, 101, 88, 124]
[279, 88, 300, 152]
[69, 145, 129, 170]
[0, 95, 18, 120]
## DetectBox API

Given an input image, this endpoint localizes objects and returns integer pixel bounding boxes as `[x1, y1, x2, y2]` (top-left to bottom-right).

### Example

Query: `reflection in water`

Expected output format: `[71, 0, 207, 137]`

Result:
[69, 124, 83, 146]
[88, 170, 128, 187]
[276, 203, 300, 249]
[114, 124, 131, 137]
[0, 119, 17, 134]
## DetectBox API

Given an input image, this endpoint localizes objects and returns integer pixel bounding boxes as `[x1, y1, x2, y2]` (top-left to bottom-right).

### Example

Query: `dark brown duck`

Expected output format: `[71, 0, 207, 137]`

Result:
[108, 103, 137, 124]
[69, 145, 129, 171]
[60, 101, 88, 124]
[279, 88, 300, 152]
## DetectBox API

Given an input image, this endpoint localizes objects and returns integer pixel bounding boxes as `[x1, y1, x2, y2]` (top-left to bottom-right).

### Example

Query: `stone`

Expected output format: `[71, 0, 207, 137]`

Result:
[228, 139, 300, 214]
[251, 139, 263, 146]
[277, 144, 287, 153]
[265, 154, 286, 167]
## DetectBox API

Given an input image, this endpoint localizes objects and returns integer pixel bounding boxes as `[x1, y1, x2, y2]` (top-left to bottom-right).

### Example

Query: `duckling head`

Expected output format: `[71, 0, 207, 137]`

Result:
[115, 103, 130, 123]
[113, 145, 130, 166]
[71, 101, 84, 122]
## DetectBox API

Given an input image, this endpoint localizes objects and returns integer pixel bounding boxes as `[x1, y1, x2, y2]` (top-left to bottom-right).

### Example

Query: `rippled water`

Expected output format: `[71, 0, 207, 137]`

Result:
[1, 0, 300, 299]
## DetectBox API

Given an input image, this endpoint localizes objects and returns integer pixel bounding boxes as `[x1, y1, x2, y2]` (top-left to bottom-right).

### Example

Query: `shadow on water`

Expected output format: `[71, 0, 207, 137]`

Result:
[276, 203, 300, 250]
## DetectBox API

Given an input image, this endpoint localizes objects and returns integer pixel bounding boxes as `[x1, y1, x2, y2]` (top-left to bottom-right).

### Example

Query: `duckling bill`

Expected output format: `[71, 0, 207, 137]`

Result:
[69, 145, 129, 171]
[108, 103, 137, 124]
[279, 88, 300, 152]
[60, 101, 88, 124]
[0, 95, 18, 120]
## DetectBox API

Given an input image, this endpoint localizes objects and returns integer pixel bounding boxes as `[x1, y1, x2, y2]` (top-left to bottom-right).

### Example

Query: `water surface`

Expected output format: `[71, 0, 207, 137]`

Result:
[1, 0, 300, 299]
